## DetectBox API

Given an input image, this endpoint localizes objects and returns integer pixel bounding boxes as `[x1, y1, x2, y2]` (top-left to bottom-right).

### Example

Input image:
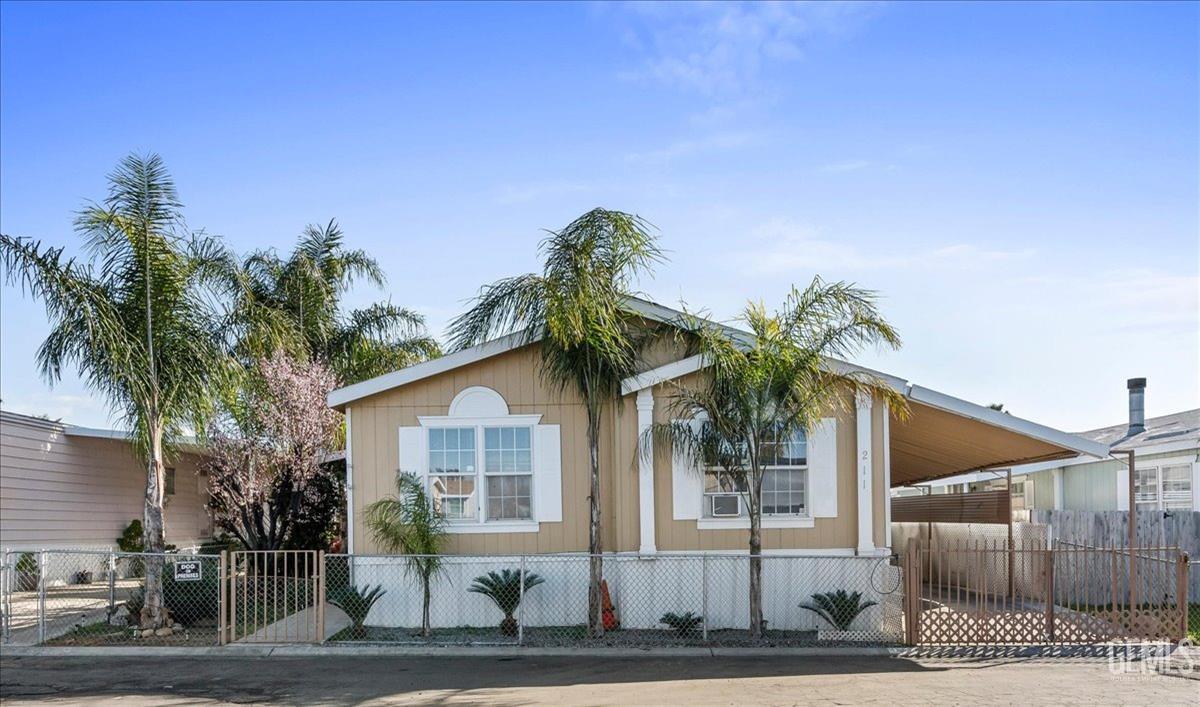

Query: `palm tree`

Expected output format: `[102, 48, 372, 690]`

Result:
[229, 220, 440, 383]
[447, 207, 664, 637]
[365, 473, 447, 637]
[0, 153, 234, 628]
[645, 278, 907, 638]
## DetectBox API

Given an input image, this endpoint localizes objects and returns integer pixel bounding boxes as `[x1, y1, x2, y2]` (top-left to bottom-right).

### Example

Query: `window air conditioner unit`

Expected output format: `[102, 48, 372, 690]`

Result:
[710, 494, 741, 517]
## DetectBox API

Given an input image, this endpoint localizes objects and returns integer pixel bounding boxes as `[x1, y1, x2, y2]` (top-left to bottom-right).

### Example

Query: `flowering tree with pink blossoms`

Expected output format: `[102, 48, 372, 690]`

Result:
[203, 351, 342, 550]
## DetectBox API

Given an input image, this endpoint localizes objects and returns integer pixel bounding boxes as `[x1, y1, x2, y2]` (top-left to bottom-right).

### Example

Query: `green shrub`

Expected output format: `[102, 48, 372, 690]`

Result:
[800, 590, 878, 631]
[15, 552, 38, 592]
[660, 611, 704, 636]
[163, 559, 219, 625]
[328, 584, 386, 639]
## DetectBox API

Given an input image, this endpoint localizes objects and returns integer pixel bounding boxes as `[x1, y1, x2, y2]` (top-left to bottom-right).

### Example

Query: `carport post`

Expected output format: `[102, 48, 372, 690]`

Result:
[1126, 450, 1137, 608]
[1007, 469, 1015, 600]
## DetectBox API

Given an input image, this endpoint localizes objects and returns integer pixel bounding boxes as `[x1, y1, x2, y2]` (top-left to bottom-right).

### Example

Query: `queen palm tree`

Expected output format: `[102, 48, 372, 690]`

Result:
[447, 208, 664, 637]
[229, 220, 440, 383]
[645, 278, 907, 638]
[0, 153, 235, 628]
[365, 473, 447, 637]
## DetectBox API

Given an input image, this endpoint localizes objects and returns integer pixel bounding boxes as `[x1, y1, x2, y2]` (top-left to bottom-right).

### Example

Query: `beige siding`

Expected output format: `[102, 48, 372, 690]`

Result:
[0, 413, 212, 551]
[348, 344, 598, 554]
[347, 345, 880, 555]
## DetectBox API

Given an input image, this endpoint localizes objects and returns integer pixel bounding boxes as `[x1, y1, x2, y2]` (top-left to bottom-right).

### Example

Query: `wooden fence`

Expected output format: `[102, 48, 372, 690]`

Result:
[1025, 510, 1200, 601]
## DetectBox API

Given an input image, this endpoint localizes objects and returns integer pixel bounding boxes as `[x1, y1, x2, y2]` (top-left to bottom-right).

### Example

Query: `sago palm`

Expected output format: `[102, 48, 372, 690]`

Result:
[468, 569, 545, 635]
[447, 207, 664, 637]
[800, 590, 878, 631]
[0, 153, 235, 628]
[365, 472, 447, 637]
[229, 219, 440, 383]
[645, 277, 907, 638]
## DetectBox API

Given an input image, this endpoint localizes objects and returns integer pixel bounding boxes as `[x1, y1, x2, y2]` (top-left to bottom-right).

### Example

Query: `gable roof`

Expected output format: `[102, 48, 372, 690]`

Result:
[324, 297, 1109, 474]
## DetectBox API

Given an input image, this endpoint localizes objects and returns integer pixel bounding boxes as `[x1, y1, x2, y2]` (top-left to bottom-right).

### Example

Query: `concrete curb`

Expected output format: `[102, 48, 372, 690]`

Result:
[1, 644, 902, 659]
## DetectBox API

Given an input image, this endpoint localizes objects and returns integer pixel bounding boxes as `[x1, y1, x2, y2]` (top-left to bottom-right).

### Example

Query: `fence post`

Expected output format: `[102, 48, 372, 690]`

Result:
[1177, 552, 1189, 642]
[218, 550, 227, 646]
[518, 555, 526, 646]
[107, 551, 116, 622]
[904, 538, 919, 645]
[701, 554, 709, 643]
[1044, 547, 1055, 642]
[2, 551, 10, 644]
[36, 550, 47, 644]
[317, 550, 326, 643]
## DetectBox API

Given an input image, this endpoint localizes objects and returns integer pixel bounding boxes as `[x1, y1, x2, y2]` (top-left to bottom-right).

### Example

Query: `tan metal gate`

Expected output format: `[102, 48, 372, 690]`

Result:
[903, 539, 1189, 645]
[219, 550, 325, 644]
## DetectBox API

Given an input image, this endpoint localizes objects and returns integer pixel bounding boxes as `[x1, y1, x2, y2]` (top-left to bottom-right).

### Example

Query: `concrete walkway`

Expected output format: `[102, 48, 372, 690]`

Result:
[237, 602, 350, 643]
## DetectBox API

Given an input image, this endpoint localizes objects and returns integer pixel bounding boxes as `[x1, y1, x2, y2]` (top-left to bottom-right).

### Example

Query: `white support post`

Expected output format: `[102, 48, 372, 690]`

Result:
[882, 408, 892, 550]
[856, 392, 875, 555]
[701, 554, 709, 642]
[636, 388, 657, 555]
[1052, 469, 1064, 511]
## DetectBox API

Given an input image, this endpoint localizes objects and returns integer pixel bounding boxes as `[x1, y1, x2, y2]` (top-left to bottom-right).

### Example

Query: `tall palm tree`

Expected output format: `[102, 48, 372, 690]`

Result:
[447, 208, 664, 637]
[228, 220, 440, 383]
[0, 153, 234, 628]
[645, 278, 908, 638]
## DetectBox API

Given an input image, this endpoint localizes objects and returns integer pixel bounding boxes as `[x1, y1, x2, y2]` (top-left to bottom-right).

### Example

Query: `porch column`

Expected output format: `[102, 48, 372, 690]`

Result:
[636, 388, 657, 554]
[856, 391, 875, 554]
[1052, 469, 1064, 510]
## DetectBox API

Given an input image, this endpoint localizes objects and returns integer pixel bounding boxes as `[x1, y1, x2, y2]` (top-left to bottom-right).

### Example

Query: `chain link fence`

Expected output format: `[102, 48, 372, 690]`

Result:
[2, 549, 220, 646]
[322, 553, 905, 647]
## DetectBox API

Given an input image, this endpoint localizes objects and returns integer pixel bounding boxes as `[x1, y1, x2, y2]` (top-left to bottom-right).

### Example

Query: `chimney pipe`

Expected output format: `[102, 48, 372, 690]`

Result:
[1127, 377, 1146, 436]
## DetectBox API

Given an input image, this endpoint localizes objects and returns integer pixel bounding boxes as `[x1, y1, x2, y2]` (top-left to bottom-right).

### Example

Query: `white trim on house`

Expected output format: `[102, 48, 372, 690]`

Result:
[328, 329, 533, 409]
[855, 391, 874, 554]
[696, 516, 816, 531]
[621, 355, 706, 396]
[346, 408, 355, 554]
[635, 388, 656, 554]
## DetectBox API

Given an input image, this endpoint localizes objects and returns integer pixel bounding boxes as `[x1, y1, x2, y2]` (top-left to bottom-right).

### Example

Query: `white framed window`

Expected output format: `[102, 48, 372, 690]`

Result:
[483, 426, 533, 521]
[409, 386, 552, 530]
[427, 424, 535, 524]
[700, 427, 809, 519]
[1134, 463, 1194, 511]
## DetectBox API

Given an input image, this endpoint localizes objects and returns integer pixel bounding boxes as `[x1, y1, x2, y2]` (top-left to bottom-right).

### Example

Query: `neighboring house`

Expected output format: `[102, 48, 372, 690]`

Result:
[328, 298, 1109, 558]
[898, 379, 1200, 513]
[0, 410, 214, 553]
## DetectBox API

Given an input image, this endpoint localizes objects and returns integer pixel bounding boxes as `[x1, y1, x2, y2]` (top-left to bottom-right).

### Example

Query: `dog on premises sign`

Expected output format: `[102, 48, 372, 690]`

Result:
[173, 560, 202, 581]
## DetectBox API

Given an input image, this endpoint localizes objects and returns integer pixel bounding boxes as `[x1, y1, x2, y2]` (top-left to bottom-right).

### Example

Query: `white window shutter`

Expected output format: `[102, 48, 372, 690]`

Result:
[808, 417, 838, 518]
[535, 424, 562, 522]
[398, 426, 424, 480]
[672, 418, 703, 520]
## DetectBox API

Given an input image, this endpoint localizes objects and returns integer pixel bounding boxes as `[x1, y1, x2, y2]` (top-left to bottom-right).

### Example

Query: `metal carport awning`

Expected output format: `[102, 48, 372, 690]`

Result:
[889, 385, 1109, 487]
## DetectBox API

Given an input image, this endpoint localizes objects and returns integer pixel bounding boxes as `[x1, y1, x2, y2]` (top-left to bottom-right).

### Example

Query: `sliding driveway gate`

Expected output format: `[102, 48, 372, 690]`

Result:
[903, 539, 1189, 645]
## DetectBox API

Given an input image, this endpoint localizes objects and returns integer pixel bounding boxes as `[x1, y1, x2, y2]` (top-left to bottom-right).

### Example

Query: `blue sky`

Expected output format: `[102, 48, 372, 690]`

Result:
[1, 1, 1197, 432]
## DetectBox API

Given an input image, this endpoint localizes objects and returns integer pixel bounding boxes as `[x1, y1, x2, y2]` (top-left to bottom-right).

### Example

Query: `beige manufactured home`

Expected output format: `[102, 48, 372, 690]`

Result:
[329, 299, 1109, 559]
[0, 410, 213, 553]
[328, 297, 1104, 556]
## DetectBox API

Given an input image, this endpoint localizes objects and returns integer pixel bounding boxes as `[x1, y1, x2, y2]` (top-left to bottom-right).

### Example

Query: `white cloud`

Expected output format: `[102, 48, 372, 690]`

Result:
[736, 218, 1036, 273]
[624, 131, 755, 164]
[611, 2, 879, 96]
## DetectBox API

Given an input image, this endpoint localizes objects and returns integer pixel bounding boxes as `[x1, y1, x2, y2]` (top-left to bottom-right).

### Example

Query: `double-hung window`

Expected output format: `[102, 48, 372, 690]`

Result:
[1134, 463, 1194, 511]
[428, 428, 477, 520]
[428, 425, 534, 524]
[484, 427, 533, 521]
[701, 427, 809, 519]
